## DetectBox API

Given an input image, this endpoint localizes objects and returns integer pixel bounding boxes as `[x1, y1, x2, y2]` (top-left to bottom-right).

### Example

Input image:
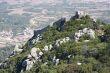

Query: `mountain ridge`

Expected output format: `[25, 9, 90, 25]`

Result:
[0, 11, 110, 73]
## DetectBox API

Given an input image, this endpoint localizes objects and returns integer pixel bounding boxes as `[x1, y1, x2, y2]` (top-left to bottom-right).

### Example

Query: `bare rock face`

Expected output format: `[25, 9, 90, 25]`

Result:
[87, 29, 95, 39]
[19, 47, 43, 72]
[19, 37, 71, 72]
[30, 47, 43, 60]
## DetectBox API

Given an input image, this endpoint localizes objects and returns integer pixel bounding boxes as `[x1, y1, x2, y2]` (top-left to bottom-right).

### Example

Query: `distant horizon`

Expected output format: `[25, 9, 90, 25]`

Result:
[0, 0, 110, 50]
[0, 0, 110, 5]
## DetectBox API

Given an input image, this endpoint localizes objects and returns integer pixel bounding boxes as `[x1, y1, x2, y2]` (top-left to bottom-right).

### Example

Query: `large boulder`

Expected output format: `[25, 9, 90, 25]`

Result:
[82, 28, 89, 33]
[74, 31, 83, 42]
[43, 45, 49, 52]
[30, 47, 43, 60]
[83, 28, 95, 39]
[14, 44, 23, 53]
[55, 59, 60, 66]
[22, 59, 35, 71]
[52, 56, 60, 66]
[87, 29, 95, 39]
[20, 47, 43, 72]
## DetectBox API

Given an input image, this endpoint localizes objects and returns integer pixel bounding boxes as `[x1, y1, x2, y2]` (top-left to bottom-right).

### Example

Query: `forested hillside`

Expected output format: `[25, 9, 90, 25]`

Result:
[0, 11, 110, 73]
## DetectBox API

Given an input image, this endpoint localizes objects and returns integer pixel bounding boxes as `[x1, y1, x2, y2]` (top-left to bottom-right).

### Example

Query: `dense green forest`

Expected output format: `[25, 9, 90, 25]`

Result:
[0, 13, 110, 73]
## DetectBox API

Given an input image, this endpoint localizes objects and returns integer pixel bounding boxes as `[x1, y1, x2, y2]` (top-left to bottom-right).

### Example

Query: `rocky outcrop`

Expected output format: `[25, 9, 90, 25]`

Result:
[0, 11, 99, 73]
[29, 47, 43, 60]
[21, 59, 35, 71]
[42, 37, 70, 52]
[52, 56, 60, 66]
[74, 28, 95, 42]
[10, 44, 23, 57]
[43, 44, 53, 52]
[54, 37, 70, 47]
[16, 36, 71, 72]
[17, 47, 43, 72]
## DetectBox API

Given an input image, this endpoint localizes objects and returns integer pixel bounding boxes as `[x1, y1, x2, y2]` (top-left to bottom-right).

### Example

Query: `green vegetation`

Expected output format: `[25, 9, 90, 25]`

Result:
[0, 15, 110, 73]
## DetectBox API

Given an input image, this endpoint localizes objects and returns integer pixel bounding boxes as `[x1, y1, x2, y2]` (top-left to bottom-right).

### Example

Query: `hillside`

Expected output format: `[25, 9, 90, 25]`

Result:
[0, 11, 110, 73]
